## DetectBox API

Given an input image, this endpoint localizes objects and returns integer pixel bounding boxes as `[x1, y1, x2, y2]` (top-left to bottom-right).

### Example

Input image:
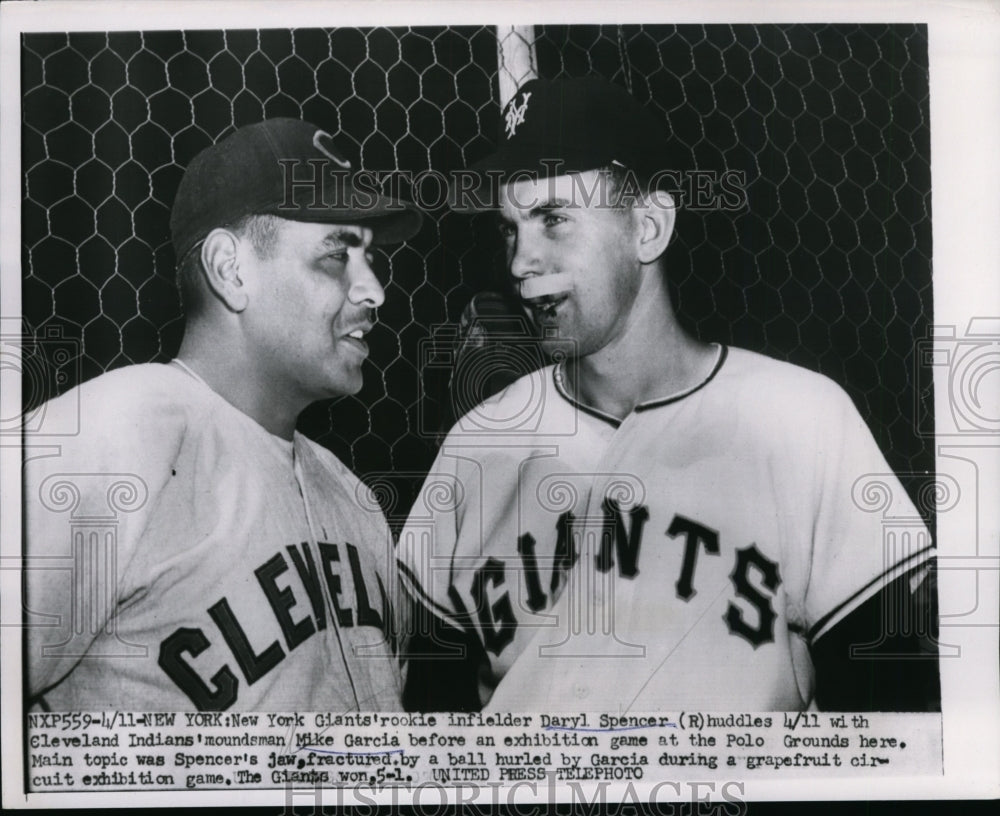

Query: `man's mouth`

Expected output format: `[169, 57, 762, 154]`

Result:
[341, 323, 373, 353]
[518, 274, 573, 320]
[525, 292, 570, 320]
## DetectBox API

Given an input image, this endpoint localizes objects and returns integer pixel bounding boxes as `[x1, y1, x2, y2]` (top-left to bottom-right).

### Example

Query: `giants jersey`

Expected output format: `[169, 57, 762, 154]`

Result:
[24, 363, 402, 711]
[398, 346, 933, 710]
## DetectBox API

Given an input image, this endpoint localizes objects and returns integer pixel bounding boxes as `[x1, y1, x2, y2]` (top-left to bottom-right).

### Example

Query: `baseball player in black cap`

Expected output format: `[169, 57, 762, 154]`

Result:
[399, 77, 939, 712]
[25, 118, 422, 711]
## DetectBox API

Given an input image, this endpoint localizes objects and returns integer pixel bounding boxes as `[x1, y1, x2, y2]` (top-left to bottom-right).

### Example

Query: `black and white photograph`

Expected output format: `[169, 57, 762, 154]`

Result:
[2, 0, 997, 809]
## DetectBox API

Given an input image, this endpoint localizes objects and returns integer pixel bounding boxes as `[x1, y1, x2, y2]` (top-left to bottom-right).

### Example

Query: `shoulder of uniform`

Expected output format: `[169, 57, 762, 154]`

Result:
[296, 434, 354, 482]
[34, 362, 202, 439]
[721, 346, 851, 408]
[445, 364, 557, 438]
[24, 364, 200, 517]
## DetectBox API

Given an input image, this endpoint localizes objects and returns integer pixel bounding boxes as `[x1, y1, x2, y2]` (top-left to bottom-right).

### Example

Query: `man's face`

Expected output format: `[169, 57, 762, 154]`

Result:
[499, 170, 643, 359]
[241, 219, 384, 402]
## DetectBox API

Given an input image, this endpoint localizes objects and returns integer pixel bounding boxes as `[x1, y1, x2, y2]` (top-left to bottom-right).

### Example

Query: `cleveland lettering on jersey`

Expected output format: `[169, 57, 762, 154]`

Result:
[159, 540, 391, 711]
[470, 500, 781, 655]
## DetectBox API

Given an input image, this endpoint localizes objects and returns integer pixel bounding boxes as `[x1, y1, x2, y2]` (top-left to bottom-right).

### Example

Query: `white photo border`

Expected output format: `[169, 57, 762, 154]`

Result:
[2, 0, 998, 808]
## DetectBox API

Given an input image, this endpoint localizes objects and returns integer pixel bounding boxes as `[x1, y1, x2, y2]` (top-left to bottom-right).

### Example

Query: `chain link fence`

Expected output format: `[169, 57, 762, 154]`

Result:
[21, 24, 934, 528]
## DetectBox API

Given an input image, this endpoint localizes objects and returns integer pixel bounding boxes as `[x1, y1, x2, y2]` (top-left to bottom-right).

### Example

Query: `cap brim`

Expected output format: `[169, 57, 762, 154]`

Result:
[447, 143, 617, 212]
[263, 184, 423, 244]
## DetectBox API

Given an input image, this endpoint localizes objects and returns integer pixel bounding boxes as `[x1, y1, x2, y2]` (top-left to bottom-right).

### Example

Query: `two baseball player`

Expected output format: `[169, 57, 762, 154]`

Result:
[24, 119, 422, 711]
[398, 77, 940, 712]
[24, 83, 939, 715]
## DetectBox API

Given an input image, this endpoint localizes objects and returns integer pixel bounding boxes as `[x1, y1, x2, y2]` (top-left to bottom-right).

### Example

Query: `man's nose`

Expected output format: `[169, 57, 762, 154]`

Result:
[508, 228, 543, 281]
[348, 253, 385, 308]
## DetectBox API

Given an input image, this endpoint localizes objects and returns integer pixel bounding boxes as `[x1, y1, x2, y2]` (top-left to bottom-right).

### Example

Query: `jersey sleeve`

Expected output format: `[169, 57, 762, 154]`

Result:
[23, 368, 189, 699]
[788, 380, 933, 640]
[358, 478, 410, 658]
[397, 443, 489, 711]
[396, 444, 470, 632]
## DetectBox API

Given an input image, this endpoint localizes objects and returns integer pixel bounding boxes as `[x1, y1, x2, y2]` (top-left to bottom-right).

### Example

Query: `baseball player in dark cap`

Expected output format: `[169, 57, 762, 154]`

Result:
[25, 118, 422, 711]
[399, 77, 939, 712]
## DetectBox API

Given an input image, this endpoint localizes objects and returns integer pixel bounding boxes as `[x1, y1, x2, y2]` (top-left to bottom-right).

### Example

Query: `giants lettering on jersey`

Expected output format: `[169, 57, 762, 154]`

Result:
[158, 541, 390, 710]
[470, 500, 782, 654]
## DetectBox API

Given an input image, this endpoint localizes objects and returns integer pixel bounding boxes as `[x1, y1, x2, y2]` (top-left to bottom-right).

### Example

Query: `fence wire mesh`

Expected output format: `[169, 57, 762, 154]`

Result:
[21, 24, 933, 527]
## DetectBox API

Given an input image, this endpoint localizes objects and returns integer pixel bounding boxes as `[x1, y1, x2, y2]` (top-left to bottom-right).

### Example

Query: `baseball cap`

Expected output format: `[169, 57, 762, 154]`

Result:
[449, 76, 674, 211]
[170, 118, 423, 260]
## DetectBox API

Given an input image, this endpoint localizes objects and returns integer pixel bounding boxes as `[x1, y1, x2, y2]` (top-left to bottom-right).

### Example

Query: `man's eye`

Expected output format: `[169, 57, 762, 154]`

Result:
[497, 222, 516, 238]
[543, 213, 567, 228]
[323, 251, 349, 266]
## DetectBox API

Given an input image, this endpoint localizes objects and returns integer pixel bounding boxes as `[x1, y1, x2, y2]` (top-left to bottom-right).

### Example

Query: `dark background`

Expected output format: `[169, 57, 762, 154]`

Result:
[21, 24, 934, 531]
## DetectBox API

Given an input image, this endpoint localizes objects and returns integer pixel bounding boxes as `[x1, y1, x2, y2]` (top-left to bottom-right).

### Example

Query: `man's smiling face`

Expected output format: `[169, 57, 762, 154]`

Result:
[241, 219, 385, 402]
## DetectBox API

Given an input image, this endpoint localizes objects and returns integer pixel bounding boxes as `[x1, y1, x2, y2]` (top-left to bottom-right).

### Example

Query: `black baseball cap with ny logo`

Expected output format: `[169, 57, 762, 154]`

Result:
[449, 76, 675, 210]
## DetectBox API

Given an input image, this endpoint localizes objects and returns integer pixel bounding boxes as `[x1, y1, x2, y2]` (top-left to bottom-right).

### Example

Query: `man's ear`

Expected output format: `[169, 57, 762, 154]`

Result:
[200, 228, 249, 313]
[635, 190, 676, 265]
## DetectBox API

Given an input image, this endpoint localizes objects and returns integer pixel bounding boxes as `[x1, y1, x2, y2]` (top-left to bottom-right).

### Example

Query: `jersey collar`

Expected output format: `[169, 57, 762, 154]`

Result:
[552, 343, 729, 427]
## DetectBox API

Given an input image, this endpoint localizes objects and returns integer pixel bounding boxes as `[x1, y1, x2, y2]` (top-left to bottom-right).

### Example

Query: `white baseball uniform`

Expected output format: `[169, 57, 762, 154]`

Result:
[397, 345, 933, 711]
[25, 362, 402, 711]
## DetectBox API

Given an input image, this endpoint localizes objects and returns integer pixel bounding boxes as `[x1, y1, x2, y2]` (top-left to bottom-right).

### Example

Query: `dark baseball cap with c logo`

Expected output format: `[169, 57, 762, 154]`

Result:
[170, 118, 423, 261]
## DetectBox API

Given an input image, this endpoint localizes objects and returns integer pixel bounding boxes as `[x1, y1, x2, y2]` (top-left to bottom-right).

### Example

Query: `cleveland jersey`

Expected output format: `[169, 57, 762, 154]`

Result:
[397, 346, 933, 710]
[24, 363, 402, 711]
